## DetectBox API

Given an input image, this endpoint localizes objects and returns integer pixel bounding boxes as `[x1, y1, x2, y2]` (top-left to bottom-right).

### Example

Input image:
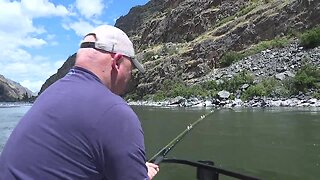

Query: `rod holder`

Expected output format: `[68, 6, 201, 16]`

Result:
[197, 160, 219, 180]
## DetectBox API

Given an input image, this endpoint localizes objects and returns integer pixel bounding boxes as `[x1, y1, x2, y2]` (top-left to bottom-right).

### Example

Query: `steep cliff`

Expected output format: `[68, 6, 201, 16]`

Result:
[39, 0, 320, 99]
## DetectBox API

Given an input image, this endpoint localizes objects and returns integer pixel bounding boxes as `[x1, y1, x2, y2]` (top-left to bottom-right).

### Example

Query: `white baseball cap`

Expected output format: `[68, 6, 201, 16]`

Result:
[80, 25, 145, 73]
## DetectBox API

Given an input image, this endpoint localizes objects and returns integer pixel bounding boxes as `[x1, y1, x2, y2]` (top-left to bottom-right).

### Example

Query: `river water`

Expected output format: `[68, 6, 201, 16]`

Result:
[0, 104, 319, 180]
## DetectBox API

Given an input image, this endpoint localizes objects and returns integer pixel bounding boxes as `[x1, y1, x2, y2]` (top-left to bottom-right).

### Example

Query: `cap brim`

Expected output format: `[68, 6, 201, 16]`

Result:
[131, 58, 145, 73]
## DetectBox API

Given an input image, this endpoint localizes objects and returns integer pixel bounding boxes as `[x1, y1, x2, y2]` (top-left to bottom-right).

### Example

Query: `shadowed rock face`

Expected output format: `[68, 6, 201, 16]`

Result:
[116, 0, 238, 48]
[40, 0, 320, 98]
[39, 54, 76, 95]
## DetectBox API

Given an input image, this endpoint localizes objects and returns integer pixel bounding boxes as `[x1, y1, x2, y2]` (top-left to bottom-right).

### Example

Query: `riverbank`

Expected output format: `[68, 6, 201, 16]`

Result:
[128, 96, 320, 108]
[0, 102, 33, 108]
[129, 41, 320, 108]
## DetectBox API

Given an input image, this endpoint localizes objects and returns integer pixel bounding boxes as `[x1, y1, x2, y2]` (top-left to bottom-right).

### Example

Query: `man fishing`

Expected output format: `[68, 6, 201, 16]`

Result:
[0, 25, 159, 179]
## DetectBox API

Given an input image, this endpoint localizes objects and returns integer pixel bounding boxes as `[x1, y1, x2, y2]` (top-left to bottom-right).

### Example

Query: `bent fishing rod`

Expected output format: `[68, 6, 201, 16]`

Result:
[149, 110, 214, 165]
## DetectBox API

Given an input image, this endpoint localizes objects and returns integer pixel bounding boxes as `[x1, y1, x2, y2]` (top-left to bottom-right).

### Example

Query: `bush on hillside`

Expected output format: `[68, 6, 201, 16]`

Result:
[220, 37, 290, 68]
[300, 26, 320, 48]
[241, 77, 279, 100]
[219, 51, 243, 67]
[243, 37, 290, 57]
[292, 63, 320, 93]
[219, 71, 254, 92]
[241, 84, 267, 100]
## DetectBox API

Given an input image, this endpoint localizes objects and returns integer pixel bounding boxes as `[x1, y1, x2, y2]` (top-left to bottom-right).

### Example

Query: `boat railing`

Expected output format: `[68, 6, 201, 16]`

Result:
[162, 158, 261, 180]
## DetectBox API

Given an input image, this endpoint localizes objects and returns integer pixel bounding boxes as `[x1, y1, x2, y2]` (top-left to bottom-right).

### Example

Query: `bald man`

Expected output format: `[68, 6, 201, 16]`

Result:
[0, 25, 159, 180]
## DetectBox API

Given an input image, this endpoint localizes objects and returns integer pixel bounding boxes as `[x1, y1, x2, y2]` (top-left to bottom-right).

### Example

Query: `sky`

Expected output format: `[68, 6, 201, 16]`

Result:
[0, 0, 149, 93]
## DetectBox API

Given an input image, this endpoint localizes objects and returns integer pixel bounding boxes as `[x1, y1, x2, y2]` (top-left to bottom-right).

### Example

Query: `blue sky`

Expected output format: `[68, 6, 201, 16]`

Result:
[0, 0, 149, 93]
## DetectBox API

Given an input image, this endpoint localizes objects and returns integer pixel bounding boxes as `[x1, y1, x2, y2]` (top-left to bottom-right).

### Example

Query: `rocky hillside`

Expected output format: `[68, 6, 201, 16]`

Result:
[0, 75, 33, 102]
[40, 0, 320, 99]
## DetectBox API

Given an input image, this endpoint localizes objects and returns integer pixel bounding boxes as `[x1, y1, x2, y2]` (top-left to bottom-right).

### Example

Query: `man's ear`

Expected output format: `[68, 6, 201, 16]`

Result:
[113, 53, 123, 61]
[111, 53, 123, 70]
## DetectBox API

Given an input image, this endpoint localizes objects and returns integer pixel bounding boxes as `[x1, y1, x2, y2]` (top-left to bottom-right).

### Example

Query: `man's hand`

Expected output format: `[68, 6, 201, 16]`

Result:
[146, 162, 159, 179]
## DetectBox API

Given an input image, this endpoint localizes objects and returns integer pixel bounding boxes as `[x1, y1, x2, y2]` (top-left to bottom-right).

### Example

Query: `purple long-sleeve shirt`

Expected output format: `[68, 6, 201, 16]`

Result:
[0, 66, 149, 180]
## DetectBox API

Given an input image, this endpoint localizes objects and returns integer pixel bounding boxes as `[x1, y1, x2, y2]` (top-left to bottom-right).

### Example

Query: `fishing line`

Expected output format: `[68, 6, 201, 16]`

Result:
[149, 110, 214, 165]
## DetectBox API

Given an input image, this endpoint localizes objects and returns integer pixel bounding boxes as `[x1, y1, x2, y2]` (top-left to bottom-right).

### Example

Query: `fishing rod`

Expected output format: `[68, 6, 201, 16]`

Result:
[149, 110, 214, 165]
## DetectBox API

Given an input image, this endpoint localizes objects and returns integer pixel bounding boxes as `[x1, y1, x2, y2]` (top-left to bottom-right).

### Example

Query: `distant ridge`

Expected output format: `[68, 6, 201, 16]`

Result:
[0, 74, 33, 102]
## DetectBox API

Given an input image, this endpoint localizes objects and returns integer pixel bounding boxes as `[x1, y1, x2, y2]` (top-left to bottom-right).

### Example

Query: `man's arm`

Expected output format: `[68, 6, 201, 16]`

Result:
[94, 104, 151, 179]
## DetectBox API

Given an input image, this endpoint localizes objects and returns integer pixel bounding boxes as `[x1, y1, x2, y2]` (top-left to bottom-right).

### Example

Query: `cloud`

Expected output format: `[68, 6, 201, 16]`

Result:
[63, 20, 95, 37]
[0, 0, 71, 93]
[0, 48, 32, 63]
[75, 0, 105, 19]
[18, 59, 65, 93]
[23, 37, 48, 48]
[0, 0, 71, 50]
[0, 1, 34, 38]
[20, 0, 69, 18]
[0, 54, 65, 93]
[20, 80, 44, 94]
[0, 0, 115, 93]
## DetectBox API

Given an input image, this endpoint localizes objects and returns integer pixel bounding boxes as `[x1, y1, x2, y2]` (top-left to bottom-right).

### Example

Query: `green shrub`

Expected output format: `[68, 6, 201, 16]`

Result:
[152, 79, 216, 100]
[219, 71, 253, 92]
[241, 77, 283, 100]
[312, 92, 320, 99]
[192, 84, 211, 98]
[243, 37, 289, 57]
[171, 83, 187, 97]
[292, 64, 320, 93]
[220, 37, 289, 68]
[153, 91, 166, 101]
[220, 51, 244, 67]
[282, 78, 295, 95]
[300, 26, 320, 48]
[201, 80, 218, 90]
[260, 77, 288, 98]
[273, 87, 291, 98]
[156, 79, 188, 98]
[199, 80, 219, 97]
[161, 79, 178, 93]
[261, 77, 278, 91]
[143, 51, 156, 62]
[170, 83, 208, 98]
[283, 63, 320, 95]
[268, 37, 290, 48]
[125, 93, 140, 101]
[241, 84, 267, 100]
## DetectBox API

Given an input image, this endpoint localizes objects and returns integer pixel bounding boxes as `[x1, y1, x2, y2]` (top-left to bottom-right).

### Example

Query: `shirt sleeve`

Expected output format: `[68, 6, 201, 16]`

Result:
[93, 104, 149, 180]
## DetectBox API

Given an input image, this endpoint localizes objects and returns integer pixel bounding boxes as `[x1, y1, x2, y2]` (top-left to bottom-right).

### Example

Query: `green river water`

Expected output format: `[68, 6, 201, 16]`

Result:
[134, 106, 320, 180]
[1, 105, 319, 179]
